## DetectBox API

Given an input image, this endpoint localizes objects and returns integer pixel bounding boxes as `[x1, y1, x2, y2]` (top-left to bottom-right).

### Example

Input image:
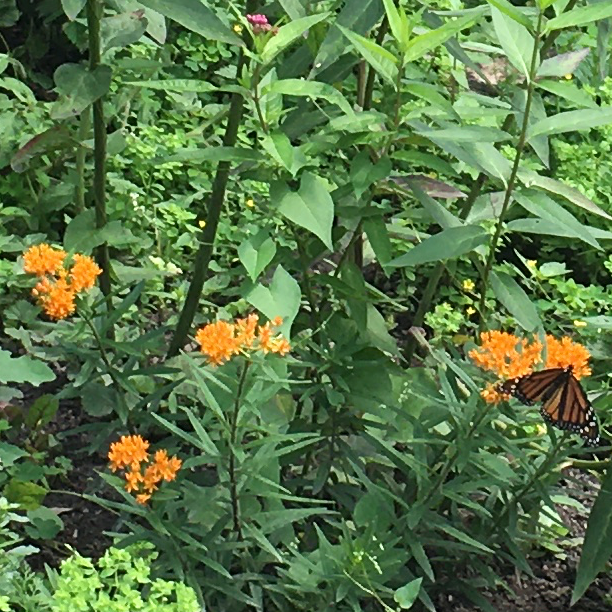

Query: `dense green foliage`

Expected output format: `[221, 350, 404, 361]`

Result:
[2, 0, 612, 610]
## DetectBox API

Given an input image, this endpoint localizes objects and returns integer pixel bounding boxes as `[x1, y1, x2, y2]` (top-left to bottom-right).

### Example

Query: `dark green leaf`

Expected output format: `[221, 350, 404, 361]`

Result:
[138, 0, 241, 45]
[51, 64, 112, 119]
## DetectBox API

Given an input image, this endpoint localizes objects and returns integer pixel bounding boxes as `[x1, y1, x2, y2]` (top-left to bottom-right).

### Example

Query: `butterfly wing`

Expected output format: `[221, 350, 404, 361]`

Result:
[499, 368, 567, 405]
[540, 374, 600, 446]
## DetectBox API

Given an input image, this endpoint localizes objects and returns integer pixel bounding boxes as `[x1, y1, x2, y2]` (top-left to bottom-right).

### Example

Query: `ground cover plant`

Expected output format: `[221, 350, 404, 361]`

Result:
[3, 0, 612, 610]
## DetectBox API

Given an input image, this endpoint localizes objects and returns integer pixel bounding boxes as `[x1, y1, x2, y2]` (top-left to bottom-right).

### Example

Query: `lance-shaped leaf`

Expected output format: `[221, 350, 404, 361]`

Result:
[388, 226, 488, 267]
[490, 271, 542, 332]
[546, 3, 612, 31]
[536, 48, 589, 78]
[262, 13, 329, 64]
[491, 6, 538, 79]
[527, 107, 612, 139]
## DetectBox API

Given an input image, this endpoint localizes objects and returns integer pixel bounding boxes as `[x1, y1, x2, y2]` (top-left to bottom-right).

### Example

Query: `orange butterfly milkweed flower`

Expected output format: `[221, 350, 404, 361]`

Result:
[108, 435, 181, 505]
[469, 331, 591, 404]
[195, 314, 291, 365]
[23, 244, 102, 320]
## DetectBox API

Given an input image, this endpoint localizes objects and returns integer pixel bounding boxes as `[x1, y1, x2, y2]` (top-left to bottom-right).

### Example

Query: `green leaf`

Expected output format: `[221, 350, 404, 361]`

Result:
[414, 125, 511, 142]
[546, 3, 612, 31]
[10, 127, 73, 173]
[82, 382, 117, 417]
[0, 0, 19, 27]
[519, 171, 612, 220]
[382, 0, 409, 51]
[491, 6, 537, 79]
[338, 24, 398, 87]
[247, 265, 301, 336]
[485, 0, 532, 28]
[273, 173, 335, 250]
[5, 480, 47, 510]
[536, 48, 590, 78]
[138, 0, 241, 45]
[261, 131, 308, 176]
[0, 442, 28, 468]
[0, 350, 55, 385]
[489, 271, 541, 332]
[124, 78, 215, 92]
[388, 226, 488, 267]
[100, 10, 148, 52]
[572, 464, 612, 604]
[350, 151, 391, 198]
[436, 523, 494, 553]
[394, 578, 423, 609]
[535, 79, 598, 109]
[51, 64, 112, 119]
[25, 395, 59, 429]
[514, 190, 600, 249]
[26, 506, 63, 540]
[155, 146, 264, 164]
[364, 216, 392, 266]
[64, 210, 103, 252]
[404, 179, 462, 228]
[61, 0, 86, 19]
[262, 79, 354, 116]
[238, 231, 277, 281]
[404, 13, 479, 63]
[261, 13, 329, 64]
[278, 0, 305, 19]
[527, 107, 612, 139]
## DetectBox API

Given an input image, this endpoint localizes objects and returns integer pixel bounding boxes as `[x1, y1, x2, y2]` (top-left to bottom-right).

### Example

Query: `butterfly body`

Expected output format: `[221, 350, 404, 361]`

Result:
[499, 366, 600, 446]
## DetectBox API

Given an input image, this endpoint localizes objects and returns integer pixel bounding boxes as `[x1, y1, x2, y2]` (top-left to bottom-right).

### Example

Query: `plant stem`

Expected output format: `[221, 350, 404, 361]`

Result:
[86, 0, 111, 304]
[167, 2, 258, 357]
[75, 109, 91, 214]
[477, 11, 544, 332]
[229, 360, 250, 540]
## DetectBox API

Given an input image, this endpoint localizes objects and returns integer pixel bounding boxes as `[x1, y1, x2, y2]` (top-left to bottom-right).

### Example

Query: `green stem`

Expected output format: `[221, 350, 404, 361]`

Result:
[477, 11, 544, 332]
[75, 109, 91, 214]
[86, 0, 112, 306]
[251, 65, 268, 133]
[229, 360, 250, 540]
[167, 2, 258, 357]
[493, 432, 567, 531]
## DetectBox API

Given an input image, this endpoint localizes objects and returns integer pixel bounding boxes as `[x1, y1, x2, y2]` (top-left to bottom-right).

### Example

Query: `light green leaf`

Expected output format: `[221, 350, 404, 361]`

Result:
[338, 24, 398, 87]
[0, 349, 55, 385]
[261, 132, 308, 176]
[238, 231, 276, 281]
[262, 79, 354, 116]
[394, 578, 423, 609]
[415, 125, 511, 143]
[490, 271, 541, 332]
[273, 173, 335, 250]
[485, 0, 532, 28]
[261, 13, 329, 64]
[491, 6, 537, 79]
[514, 190, 600, 249]
[138, 0, 241, 45]
[535, 79, 598, 109]
[527, 107, 612, 139]
[155, 146, 264, 164]
[278, 0, 305, 19]
[519, 171, 612, 220]
[572, 464, 612, 604]
[246, 266, 301, 336]
[61, 0, 86, 19]
[546, 3, 612, 31]
[364, 216, 392, 266]
[388, 226, 488, 267]
[404, 13, 479, 63]
[382, 0, 410, 51]
[124, 78, 215, 92]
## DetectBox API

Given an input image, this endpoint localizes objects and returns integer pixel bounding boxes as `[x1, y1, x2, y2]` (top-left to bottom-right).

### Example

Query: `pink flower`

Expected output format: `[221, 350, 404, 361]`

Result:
[246, 13, 277, 35]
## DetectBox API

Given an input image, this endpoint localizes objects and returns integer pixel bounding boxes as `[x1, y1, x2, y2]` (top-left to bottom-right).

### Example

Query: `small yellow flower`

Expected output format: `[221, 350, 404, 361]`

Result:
[564, 73, 572, 80]
[198, 220, 206, 228]
[574, 320, 587, 328]
[233, 23, 243, 33]
[246, 199, 255, 208]
[526, 260, 537, 269]
[463, 279, 475, 292]
[466, 306, 476, 316]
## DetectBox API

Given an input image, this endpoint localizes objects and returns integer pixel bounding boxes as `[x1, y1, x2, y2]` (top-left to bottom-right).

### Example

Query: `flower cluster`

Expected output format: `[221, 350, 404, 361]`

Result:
[246, 13, 278, 35]
[23, 244, 102, 320]
[195, 314, 291, 365]
[108, 435, 182, 505]
[469, 331, 591, 404]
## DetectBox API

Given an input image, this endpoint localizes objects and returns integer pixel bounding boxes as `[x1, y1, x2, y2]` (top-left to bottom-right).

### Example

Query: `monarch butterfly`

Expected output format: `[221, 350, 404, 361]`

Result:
[499, 366, 600, 446]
